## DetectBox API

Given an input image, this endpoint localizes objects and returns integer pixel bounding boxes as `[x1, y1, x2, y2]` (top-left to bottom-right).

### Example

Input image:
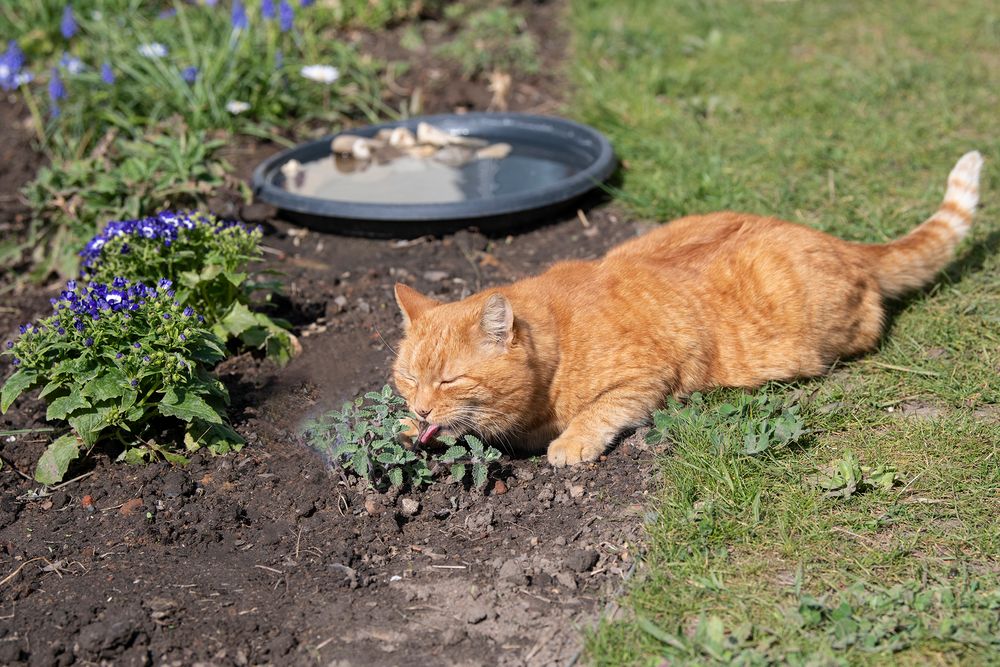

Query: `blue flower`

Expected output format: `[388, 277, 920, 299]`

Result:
[158, 8, 177, 19]
[231, 0, 248, 29]
[143, 355, 151, 362]
[183, 307, 194, 317]
[163, 313, 172, 320]
[181, 66, 198, 83]
[133, 342, 141, 349]
[261, 0, 275, 20]
[18, 325, 27, 335]
[158, 278, 173, 289]
[74, 321, 84, 332]
[5, 341, 12, 349]
[100, 62, 115, 84]
[12, 358, 19, 366]
[84, 337, 93, 347]
[60, 5, 78, 39]
[48, 68, 66, 102]
[131, 379, 139, 387]
[0, 41, 32, 92]
[300, 0, 314, 6]
[116, 352, 124, 359]
[279, 0, 293, 31]
[57, 328, 65, 335]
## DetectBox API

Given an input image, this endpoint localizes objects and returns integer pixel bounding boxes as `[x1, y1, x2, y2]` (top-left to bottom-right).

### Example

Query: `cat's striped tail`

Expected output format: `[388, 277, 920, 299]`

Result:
[872, 151, 983, 298]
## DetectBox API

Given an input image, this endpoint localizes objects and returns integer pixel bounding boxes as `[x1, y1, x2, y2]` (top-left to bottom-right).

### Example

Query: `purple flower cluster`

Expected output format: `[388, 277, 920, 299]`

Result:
[79, 211, 247, 269]
[0, 41, 33, 91]
[51, 277, 186, 322]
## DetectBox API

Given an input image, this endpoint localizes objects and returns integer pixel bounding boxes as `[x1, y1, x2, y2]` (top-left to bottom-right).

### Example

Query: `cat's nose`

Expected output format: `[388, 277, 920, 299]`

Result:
[415, 408, 431, 419]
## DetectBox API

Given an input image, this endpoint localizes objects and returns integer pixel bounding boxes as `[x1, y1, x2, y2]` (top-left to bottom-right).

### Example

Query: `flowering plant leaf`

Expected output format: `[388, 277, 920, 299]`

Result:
[1, 369, 37, 412]
[80, 211, 298, 365]
[2, 277, 242, 483]
[159, 387, 224, 424]
[45, 393, 91, 422]
[34, 433, 82, 486]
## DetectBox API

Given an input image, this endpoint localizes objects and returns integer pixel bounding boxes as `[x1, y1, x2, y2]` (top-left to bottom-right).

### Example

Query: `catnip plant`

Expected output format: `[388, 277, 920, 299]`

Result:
[80, 210, 298, 364]
[1, 278, 242, 484]
[302, 385, 504, 491]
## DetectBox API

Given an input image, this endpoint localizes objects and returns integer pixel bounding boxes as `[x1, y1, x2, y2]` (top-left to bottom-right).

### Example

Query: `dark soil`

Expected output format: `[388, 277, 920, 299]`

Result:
[0, 3, 659, 665]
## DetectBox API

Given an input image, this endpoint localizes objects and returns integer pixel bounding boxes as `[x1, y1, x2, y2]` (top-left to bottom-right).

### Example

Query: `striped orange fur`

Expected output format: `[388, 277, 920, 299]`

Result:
[392, 152, 984, 466]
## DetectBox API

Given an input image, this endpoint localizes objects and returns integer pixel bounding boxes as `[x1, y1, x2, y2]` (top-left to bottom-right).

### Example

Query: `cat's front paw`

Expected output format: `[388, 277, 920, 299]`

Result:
[547, 436, 603, 467]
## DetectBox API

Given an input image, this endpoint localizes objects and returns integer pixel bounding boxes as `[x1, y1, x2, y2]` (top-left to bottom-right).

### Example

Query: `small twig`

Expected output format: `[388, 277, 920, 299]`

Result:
[429, 564, 466, 570]
[294, 527, 303, 561]
[0, 454, 33, 481]
[865, 361, 940, 377]
[47, 470, 95, 491]
[0, 557, 46, 587]
[315, 636, 337, 651]
[898, 470, 926, 496]
[254, 564, 282, 574]
[577, 209, 591, 228]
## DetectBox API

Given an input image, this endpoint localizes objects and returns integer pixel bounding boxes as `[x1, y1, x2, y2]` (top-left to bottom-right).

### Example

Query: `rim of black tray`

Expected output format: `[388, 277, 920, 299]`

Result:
[250, 112, 616, 223]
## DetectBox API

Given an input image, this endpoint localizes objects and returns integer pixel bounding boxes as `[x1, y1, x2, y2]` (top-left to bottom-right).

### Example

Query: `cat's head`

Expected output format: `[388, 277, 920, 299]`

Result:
[392, 283, 536, 444]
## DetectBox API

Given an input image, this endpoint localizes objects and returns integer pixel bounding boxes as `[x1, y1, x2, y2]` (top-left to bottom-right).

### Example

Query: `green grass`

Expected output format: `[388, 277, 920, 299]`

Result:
[569, 1, 1000, 664]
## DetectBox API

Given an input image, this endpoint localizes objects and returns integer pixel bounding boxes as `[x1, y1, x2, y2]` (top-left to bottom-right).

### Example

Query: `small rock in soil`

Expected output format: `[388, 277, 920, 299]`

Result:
[568, 484, 585, 499]
[536, 485, 555, 502]
[459, 600, 490, 625]
[555, 572, 578, 590]
[400, 498, 420, 516]
[440, 626, 467, 647]
[119, 498, 144, 516]
[464, 507, 494, 534]
[75, 612, 141, 659]
[498, 559, 528, 586]
[492, 479, 508, 495]
[364, 497, 384, 516]
[50, 491, 69, 510]
[162, 471, 194, 498]
[564, 548, 599, 573]
[422, 270, 450, 282]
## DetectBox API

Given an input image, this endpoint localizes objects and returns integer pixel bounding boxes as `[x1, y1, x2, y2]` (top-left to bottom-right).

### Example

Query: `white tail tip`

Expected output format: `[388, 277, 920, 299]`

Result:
[941, 150, 983, 237]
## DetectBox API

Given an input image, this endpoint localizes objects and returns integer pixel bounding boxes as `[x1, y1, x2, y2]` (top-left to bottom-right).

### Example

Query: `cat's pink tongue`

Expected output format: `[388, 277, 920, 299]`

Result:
[418, 423, 441, 445]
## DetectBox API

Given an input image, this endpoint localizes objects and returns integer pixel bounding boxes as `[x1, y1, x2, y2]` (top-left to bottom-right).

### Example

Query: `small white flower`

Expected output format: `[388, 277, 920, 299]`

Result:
[62, 55, 85, 74]
[300, 64, 340, 84]
[226, 100, 250, 115]
[138, 42, 168, 58]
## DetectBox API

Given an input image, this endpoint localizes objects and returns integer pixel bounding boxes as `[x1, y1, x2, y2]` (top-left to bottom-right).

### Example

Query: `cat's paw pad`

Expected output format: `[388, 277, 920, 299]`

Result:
[547, 437, 601, 467]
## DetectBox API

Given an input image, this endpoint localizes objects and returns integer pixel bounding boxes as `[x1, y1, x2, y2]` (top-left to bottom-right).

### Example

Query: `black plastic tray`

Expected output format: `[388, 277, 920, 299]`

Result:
[250, 112, 616, 238]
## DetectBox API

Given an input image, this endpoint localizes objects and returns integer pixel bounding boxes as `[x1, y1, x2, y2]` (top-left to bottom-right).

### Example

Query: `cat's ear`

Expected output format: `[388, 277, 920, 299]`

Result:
[480, 293, 514, 347]
[394, 283, 439, 328]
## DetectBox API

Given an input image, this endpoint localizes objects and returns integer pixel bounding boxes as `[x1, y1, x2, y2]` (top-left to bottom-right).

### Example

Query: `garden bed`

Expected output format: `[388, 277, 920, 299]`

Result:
[0, 3, 663, 664]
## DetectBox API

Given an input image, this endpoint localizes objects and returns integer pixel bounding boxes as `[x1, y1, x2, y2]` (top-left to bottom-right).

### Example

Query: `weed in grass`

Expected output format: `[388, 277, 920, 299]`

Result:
[436, 6, 539, 78]
[806, 451, 899, 499]
[302, 386, 503, 491]
[647, 390, 807, 457]
[1, 278, 240, 484]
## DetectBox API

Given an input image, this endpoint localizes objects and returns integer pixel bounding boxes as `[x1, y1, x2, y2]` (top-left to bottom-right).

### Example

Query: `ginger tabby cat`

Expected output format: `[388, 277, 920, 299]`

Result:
[392, 152, 984, 466]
